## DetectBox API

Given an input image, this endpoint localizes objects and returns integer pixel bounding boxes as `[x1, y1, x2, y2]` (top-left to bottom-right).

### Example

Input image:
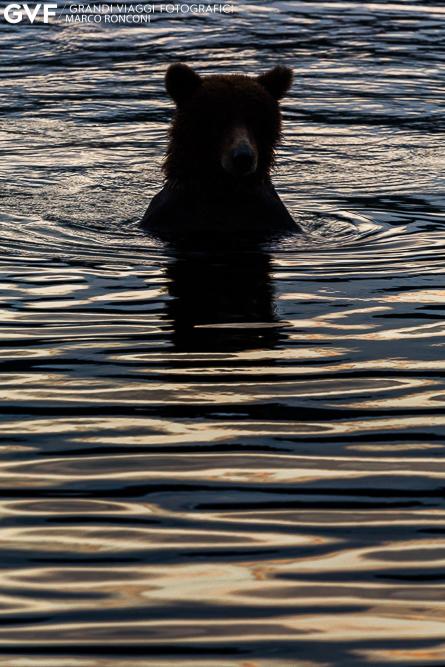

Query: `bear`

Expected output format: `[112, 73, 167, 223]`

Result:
[142, 63, 297, 238]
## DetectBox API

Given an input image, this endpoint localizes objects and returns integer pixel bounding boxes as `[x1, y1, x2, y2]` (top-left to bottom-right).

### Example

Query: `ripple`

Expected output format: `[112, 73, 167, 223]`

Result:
[1, 0, 445, 664]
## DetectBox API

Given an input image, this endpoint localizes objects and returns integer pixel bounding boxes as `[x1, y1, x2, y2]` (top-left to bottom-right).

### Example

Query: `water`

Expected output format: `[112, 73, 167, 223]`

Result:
[0, 1, 445, 665]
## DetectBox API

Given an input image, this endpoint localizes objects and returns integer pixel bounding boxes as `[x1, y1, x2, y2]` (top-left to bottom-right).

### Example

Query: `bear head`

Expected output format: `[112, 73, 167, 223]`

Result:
[162, 64, 293, 189]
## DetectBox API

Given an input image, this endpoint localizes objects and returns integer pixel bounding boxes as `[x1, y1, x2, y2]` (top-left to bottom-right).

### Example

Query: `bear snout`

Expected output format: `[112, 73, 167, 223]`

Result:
[221, 126, 258, 177]
[230, 143, 256, 176]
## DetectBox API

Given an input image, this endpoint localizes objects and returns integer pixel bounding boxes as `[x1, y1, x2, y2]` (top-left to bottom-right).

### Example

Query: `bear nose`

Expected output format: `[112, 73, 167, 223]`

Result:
[230, 143, 255, 175]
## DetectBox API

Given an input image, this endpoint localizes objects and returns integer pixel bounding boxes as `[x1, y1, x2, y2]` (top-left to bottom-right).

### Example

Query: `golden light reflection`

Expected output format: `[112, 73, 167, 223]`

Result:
[1, 0, 445, 660]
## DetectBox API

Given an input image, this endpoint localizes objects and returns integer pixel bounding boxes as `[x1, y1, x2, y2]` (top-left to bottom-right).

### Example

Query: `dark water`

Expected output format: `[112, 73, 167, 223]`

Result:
[1, 1, 445, 665]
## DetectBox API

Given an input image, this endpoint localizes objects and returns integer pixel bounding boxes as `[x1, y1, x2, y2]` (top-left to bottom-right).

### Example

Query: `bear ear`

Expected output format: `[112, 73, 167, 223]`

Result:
[257, 66, 293, 100]
[165, 64, 202, 104]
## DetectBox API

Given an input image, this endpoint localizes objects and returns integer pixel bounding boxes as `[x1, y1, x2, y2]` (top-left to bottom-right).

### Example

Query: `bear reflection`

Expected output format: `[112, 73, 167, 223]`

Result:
[164, 244, 281, 352]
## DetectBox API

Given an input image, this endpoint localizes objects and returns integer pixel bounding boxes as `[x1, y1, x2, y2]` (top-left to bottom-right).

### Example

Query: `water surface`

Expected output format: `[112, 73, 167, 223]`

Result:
[1, 1, 445, 665]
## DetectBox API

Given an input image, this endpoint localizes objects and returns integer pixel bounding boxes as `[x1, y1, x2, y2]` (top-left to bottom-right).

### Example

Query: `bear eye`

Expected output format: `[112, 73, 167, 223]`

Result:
[245, 111, 272, 134]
